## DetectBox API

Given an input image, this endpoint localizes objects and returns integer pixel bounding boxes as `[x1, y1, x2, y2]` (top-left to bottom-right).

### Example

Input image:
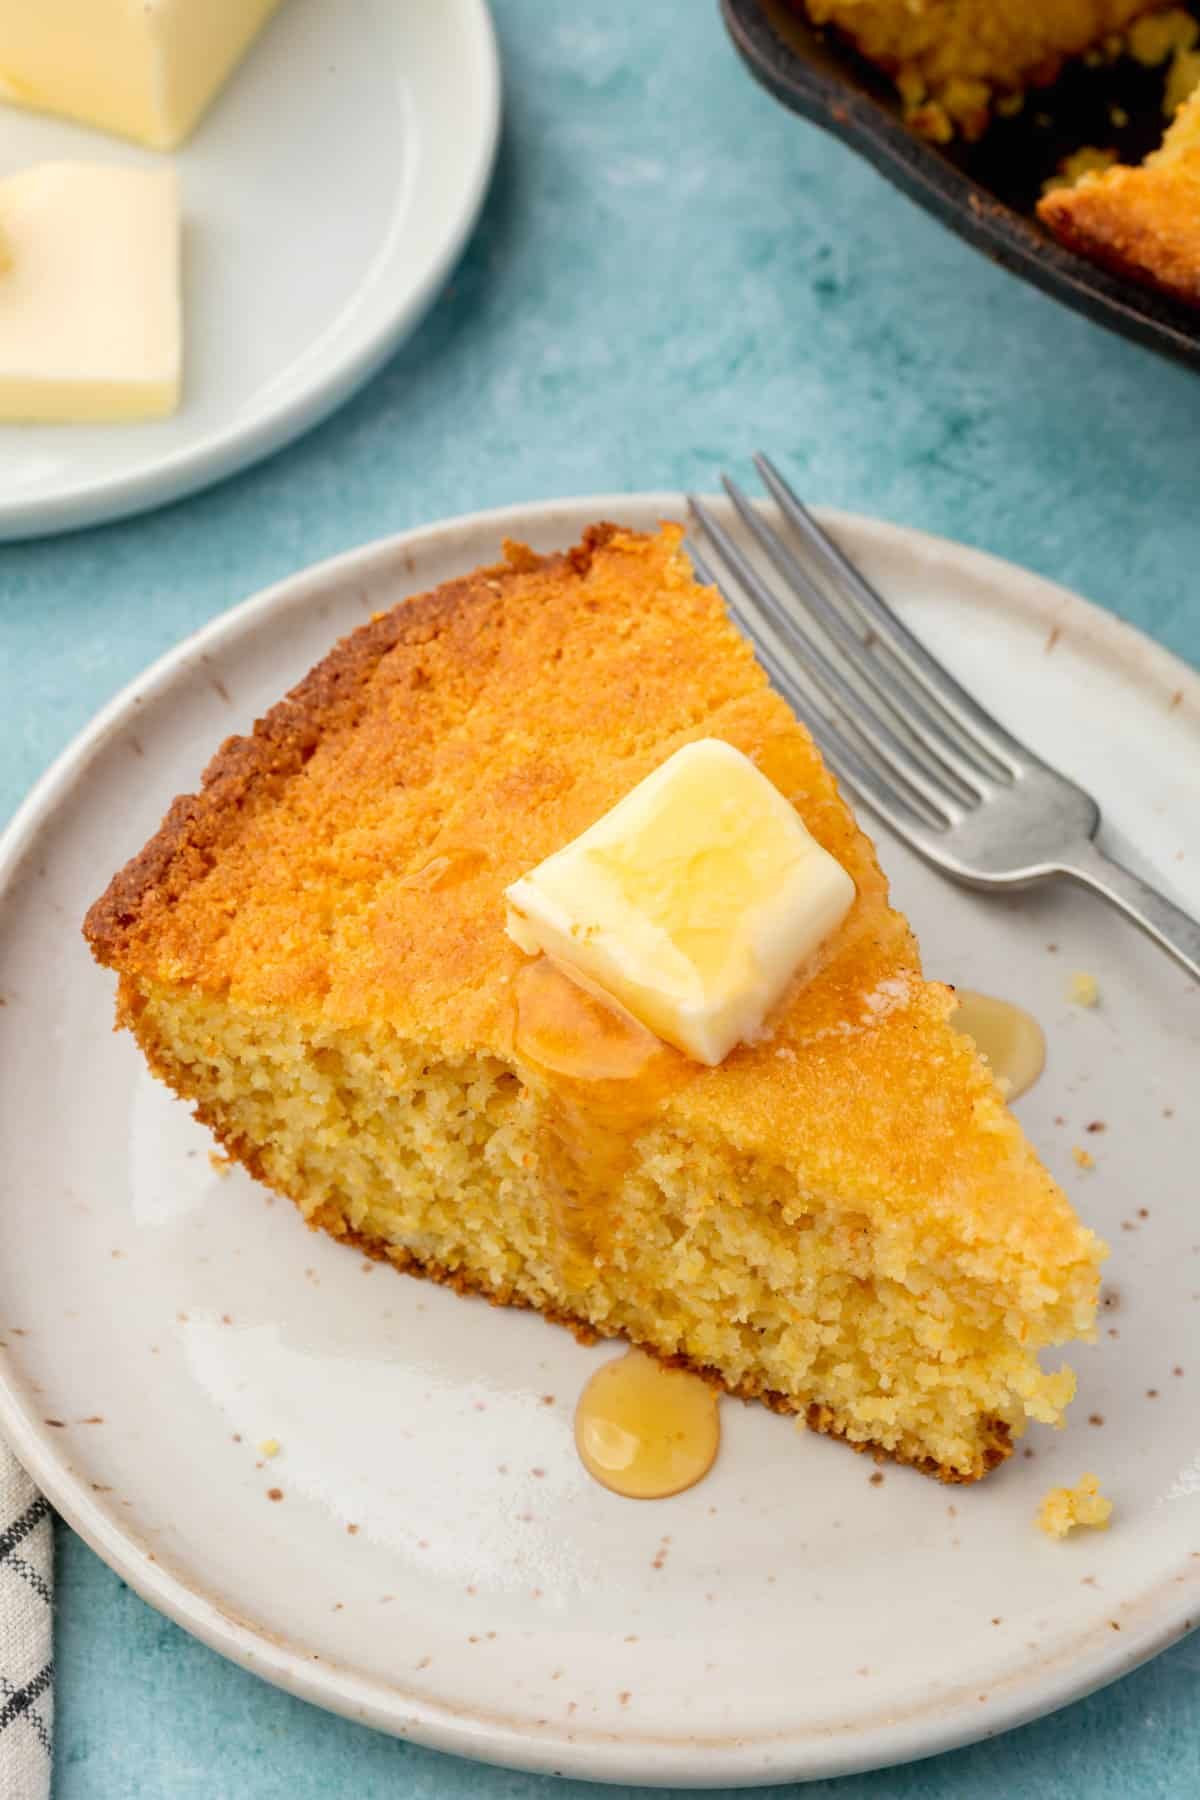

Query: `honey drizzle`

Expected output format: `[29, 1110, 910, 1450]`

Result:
[575, 1350, 720, 1498]
[511, 957, 687, 1288]
[952, 989, 1046, 1101]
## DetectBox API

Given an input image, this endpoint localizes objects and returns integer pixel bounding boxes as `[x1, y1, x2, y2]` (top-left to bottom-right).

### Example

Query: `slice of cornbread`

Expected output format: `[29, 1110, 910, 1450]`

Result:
[84, 523, 1104, 1482]
[1038, 76, 1200, 305]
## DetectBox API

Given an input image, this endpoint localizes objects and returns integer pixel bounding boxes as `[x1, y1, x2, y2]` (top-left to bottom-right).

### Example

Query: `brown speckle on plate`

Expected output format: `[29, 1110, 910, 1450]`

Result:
[1089, 1413, 1104, 1426]
[266, 1487, 283, 1501]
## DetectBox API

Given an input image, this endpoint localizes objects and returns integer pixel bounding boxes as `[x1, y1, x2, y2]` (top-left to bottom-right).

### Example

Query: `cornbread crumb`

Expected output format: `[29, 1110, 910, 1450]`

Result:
[259, 1438, 281, 1458]
[208, 1150, 233, 1176]
[1069, 971, 1100, 1007]
[1042, 147, 1118, 197]
[1072, 1146, 1096, 1170]
[1038, 1473, 1113, 1538]
[1127, 7, 1197, 68]
[1165, 45, 1200, 116]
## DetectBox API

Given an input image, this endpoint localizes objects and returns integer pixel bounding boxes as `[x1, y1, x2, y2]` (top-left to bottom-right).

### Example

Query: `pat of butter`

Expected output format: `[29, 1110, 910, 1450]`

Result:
[0, 163, 181, 424]
[505, 738, 856, 1066]
[0, 0, 287, 150]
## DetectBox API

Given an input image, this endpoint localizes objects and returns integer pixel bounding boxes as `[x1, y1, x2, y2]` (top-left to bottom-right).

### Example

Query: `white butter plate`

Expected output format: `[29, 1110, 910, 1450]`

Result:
[0, 497, 1197, 1785]
[0, 0, 499, 540]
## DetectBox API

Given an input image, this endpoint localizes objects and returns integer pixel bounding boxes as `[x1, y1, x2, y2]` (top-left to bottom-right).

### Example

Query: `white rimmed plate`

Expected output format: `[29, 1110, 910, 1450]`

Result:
[0, 0, 499, 540]
[0, 497, 1197, 1785]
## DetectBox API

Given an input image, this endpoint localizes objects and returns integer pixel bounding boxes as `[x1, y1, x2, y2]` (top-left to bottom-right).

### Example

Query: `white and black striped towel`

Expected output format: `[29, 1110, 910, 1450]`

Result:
[0, 1446, 52, 1799]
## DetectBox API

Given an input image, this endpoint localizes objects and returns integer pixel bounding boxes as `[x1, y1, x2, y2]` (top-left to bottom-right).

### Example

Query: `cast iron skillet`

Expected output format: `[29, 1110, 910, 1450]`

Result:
[722, 0, 1200, 372]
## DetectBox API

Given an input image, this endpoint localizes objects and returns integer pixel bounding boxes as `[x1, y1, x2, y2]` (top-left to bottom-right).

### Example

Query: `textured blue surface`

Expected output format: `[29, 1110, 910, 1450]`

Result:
[1, 1, 1197, 1794]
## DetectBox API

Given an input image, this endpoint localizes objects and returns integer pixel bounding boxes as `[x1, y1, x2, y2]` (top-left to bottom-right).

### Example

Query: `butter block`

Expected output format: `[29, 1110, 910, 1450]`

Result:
[0, 163, 181, 424]
[505, 738, 856, 1065]
[0, 0, 287, 149]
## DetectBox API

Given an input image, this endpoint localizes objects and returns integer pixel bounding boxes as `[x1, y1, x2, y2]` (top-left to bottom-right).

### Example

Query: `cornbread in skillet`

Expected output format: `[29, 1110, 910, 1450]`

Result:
[1038, 77, 1200, 304]
[84, 523, 1104, 1482]
[800, 0, 1165, 139]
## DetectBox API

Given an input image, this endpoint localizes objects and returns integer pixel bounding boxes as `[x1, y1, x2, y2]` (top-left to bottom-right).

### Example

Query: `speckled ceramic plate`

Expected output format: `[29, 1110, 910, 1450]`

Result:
[0, 497, 1197, 1785]
[0, 0, 499, 540]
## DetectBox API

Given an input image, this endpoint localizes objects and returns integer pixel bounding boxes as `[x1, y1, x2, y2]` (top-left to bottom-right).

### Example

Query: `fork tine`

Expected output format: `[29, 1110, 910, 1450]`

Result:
[753, 453, 1029, 773]
[685, 537, 952, 833]
[688, 497, 964, 823]
[720, 475, 999, 793]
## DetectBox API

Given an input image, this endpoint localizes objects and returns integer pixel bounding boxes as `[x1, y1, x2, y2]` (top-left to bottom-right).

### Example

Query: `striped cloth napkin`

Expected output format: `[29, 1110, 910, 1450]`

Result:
[0, 1445, 52, 1799]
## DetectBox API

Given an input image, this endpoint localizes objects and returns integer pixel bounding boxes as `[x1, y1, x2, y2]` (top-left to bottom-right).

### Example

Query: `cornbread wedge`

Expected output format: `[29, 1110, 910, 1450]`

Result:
[85, 523, 1104, 1482]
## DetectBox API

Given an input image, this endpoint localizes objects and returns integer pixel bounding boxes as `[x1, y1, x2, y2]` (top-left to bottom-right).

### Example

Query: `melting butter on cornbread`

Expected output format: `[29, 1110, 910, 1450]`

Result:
[506, 737, 855, 1066]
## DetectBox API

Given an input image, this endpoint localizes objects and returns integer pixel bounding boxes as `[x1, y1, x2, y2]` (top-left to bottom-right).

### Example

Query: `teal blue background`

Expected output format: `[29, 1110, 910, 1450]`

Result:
[1, 0, 1198, 1793]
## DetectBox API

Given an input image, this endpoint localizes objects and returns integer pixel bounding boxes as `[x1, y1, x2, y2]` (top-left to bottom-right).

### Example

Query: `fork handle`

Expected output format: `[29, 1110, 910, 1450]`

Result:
[1060, 842, 1200, 983]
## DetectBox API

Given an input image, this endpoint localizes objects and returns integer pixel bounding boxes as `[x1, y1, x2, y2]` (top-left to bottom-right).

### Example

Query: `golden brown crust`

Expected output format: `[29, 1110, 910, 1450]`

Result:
[84, 528, 620, 966]
[1039, 170, 1200, 306]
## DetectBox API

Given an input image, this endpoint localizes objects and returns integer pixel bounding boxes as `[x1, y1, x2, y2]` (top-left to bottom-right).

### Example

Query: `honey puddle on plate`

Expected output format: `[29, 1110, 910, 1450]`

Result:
[575, 1350, 721, 1498]
[952, 990, 1046, 1101]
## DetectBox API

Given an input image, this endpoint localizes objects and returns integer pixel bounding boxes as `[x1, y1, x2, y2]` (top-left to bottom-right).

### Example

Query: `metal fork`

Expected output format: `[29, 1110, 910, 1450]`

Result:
[687, 454, 1200, 983]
